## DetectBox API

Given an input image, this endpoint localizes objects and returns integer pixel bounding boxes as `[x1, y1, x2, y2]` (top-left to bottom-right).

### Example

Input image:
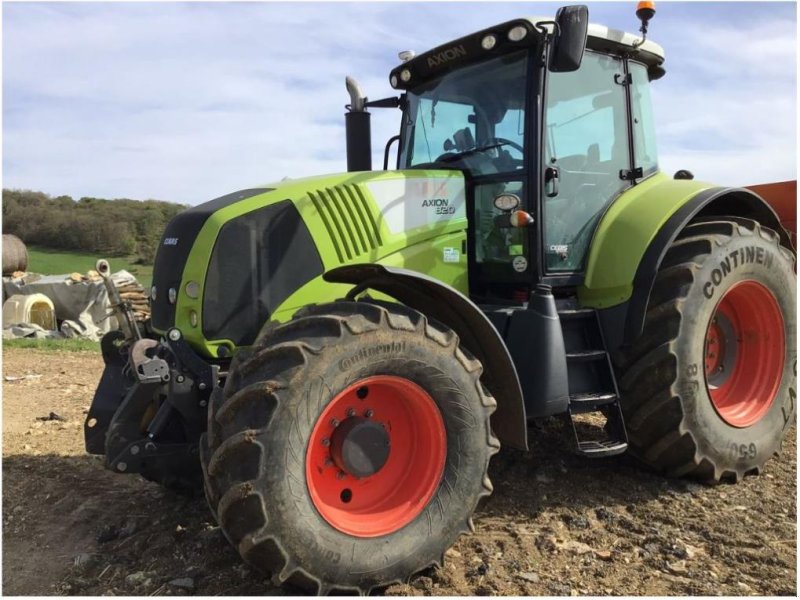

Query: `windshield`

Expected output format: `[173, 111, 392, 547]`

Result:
[400, 51, 529, 177]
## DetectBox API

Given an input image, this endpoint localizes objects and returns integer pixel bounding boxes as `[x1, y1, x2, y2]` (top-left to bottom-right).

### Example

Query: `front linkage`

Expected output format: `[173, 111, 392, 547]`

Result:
[85, 267, 217, 491]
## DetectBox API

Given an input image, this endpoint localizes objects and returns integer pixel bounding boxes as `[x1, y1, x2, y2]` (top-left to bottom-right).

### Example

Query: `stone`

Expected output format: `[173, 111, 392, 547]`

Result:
[73, 553, 93, 569]
[125, 572, 147, 586]
[168, 578, 195, 590]
[517, 572, 540, 583]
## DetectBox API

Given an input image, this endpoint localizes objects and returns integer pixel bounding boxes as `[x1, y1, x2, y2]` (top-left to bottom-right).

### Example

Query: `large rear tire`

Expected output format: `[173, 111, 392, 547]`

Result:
[200, 300, 498, 593]
[616, 218, 796, 481]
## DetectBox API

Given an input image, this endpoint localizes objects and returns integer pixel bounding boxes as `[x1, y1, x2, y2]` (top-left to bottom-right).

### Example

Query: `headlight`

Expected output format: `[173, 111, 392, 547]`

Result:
[508, 26, 528, 42]
[185, 281, 200, 299]
[400, 69, 411, 82]
[481, 34, 497, 50]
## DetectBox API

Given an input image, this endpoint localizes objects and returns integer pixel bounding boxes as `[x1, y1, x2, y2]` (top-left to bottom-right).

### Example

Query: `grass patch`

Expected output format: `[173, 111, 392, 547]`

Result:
[3, 338, 101, 352]
[26, 246, 153, 287]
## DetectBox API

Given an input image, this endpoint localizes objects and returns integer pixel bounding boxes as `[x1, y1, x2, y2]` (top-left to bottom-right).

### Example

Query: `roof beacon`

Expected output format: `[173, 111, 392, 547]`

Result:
[632, 1, 656, 48]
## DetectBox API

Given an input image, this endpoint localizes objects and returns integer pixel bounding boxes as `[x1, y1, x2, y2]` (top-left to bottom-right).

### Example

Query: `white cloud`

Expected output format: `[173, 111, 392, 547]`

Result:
[2, 2, 796, 204]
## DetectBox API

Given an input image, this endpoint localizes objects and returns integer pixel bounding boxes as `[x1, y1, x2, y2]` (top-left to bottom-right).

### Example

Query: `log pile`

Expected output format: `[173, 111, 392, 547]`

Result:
[117, 282, 151, 322]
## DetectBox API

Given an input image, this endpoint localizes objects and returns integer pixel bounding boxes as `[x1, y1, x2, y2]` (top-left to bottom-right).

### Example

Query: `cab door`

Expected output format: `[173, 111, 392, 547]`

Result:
[541, 51, 632, 277]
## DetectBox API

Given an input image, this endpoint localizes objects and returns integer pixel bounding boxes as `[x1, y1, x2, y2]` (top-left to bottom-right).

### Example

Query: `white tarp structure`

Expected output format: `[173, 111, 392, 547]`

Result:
[2, 270, 139, 340]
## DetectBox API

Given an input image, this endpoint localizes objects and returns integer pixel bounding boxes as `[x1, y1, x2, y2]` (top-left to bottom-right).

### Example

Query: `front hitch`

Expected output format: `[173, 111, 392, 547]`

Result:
[84, 328, 217, 480]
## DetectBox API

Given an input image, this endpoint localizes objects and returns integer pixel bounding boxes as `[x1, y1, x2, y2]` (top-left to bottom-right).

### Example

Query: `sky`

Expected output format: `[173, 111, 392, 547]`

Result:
[2, 1, 797, 205]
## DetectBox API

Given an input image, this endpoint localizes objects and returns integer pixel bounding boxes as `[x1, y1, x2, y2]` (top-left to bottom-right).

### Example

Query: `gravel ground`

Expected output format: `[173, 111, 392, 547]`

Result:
[2, 347, 796, 596]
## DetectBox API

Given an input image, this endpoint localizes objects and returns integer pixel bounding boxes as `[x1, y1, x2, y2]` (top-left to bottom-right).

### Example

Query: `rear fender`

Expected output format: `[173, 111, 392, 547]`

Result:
[324, 264, 528, 450]
[622, 187, 791, 346]
[584, 181, 791, 351]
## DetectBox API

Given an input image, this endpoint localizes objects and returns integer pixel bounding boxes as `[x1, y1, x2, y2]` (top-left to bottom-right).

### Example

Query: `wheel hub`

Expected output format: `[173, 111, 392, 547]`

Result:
[704, 280, 785, 428]
[306, 376, 447, 538]
[330, 417, 390, 478]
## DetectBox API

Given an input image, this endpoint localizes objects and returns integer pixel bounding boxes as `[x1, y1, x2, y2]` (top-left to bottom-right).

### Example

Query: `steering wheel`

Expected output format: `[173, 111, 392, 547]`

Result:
[490, 137, 524, 155]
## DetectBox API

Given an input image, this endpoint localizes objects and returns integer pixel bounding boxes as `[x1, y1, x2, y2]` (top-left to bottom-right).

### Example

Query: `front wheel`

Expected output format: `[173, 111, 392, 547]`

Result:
[201, 300, 498, 594]
[617, 218, 796, 481]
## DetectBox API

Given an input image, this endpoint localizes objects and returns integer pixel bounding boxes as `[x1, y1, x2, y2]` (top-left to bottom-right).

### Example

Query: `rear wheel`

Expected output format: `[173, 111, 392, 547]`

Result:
[617, 218, 796, 481]
[201, 300, 498, 593]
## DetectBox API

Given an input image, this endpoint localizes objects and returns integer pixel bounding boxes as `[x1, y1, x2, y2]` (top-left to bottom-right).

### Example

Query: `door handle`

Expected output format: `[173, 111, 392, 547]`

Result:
[545, 166, 560, 197]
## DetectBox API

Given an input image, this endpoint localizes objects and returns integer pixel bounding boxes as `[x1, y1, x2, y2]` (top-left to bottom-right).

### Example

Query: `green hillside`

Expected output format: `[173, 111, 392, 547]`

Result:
[26, 246, 153, 288]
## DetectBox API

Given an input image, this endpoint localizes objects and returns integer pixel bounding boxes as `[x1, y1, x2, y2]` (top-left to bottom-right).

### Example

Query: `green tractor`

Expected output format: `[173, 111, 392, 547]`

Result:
[86, 4, 796, 594]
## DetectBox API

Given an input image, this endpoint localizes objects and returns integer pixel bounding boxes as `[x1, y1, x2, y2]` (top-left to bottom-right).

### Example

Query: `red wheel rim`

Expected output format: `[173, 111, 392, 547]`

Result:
[306, 376, 446, 537]
[704, 280, 785, 427]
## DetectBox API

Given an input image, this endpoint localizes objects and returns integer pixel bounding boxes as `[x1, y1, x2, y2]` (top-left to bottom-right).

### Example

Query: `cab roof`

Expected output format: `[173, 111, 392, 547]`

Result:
[389, 16, 665, 91]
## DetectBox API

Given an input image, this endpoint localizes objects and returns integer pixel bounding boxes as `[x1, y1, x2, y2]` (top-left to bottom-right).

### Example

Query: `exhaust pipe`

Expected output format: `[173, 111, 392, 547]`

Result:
[345, 76, 372, 172]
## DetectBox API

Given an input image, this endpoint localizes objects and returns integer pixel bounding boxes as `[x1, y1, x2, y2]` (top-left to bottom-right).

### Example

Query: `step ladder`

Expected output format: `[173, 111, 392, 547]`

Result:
[558, 306, 628, 458]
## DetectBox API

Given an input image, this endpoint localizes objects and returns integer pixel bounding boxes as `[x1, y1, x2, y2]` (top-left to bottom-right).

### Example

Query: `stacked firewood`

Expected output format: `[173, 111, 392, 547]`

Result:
[116, 281, 151, 322]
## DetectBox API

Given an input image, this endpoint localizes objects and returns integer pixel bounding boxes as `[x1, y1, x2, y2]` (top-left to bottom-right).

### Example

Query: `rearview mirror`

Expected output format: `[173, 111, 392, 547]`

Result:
[549, 5, 589, 73]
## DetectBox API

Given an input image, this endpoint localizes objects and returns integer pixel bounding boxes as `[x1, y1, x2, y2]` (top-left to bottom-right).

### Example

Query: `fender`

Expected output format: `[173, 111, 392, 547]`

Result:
[324, 264, 528, 450]
[623, 186, 790, 346]
[580, 173, 790, 351]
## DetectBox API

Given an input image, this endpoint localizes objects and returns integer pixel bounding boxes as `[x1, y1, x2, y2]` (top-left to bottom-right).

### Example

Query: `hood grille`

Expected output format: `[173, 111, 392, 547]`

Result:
[308, 184, 382, 263]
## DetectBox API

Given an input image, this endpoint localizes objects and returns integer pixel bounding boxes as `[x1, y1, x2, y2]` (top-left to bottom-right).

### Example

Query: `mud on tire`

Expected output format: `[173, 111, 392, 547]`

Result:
[200, 300, 498, 594]
[616, 218, 796, 482]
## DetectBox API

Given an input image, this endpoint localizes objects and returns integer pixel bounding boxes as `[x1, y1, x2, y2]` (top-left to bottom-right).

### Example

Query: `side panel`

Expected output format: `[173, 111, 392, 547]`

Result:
[578, 173, 714, 308]
[173, 169, 466, 357]
[271, 231, 468, 323]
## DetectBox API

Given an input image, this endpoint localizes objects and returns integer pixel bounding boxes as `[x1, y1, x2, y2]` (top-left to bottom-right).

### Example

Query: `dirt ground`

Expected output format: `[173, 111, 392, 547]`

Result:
[2, 347, 796, 596]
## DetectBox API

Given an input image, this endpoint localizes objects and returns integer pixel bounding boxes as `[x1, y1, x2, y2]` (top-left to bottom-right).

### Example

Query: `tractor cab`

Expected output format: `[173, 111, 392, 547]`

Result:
[382, 8, 664, 302]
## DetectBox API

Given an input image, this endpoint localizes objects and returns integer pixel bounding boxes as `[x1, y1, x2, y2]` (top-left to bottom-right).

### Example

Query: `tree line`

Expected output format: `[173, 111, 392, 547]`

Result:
[2, 189, 187, 264]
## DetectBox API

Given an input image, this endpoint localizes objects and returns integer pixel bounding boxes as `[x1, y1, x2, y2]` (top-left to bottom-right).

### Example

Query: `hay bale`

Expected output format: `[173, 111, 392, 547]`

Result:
[2, 234, 28, 275]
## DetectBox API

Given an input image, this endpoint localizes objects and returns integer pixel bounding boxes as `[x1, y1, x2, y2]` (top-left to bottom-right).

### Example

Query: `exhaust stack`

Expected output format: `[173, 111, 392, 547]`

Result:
[345, 76, 372, 172]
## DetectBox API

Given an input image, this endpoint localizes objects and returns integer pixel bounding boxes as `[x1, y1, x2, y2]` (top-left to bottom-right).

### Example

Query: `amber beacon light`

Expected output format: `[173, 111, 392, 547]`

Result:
[632, 1, 656, 47]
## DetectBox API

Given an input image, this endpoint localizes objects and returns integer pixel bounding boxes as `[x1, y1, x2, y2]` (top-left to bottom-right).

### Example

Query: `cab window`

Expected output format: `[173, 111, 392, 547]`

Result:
[543, 51, 630, 272]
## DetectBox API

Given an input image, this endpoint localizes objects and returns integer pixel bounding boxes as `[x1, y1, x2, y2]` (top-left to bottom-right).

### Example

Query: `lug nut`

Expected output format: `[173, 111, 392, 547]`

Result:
[347, 408, 356, 417]
[337, 471, 346, 480]
[116, 462, 127, 472]
[324, 457, 333, 466]
[176, 375, 185, 383]
[322, 438, 331, 447]
[198, 382, 207, 391]
[200, 400, 207, 407]
[330, 418, 340, 428]
[365, 409, 374, 418]
[130, 445, 140, 456]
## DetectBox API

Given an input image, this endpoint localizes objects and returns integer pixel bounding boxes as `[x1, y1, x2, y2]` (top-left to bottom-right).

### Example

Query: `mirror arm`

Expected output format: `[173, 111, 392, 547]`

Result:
[534, 20, 560, 38]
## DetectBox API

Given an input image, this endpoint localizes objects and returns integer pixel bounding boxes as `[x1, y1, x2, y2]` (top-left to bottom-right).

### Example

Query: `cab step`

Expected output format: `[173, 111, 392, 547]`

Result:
[566, 349, 607, 362]
[569, 391, 618, 412]
[558, 304, 628, 458]
[577, 439, 629, 457]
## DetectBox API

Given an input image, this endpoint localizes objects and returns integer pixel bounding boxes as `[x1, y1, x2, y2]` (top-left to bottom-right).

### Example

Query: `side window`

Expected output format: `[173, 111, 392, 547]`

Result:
[543, 52, 630, 272]
[629, 62, 658, 176]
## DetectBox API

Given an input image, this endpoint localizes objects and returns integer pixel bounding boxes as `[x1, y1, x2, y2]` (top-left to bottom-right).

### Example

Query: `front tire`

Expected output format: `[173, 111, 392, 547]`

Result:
[617, 218, 796, 481]
[201, 300, 498, 593]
